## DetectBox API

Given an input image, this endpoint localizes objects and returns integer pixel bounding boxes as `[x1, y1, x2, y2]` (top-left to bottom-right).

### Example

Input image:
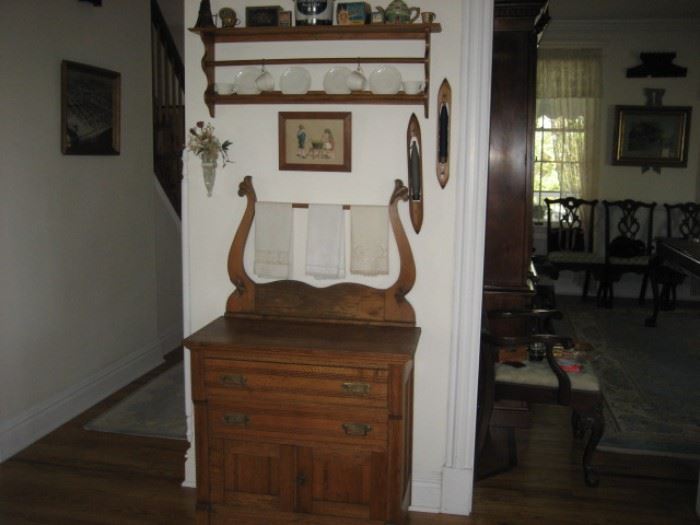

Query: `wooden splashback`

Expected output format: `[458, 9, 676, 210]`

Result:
[225, 176, 417, 326]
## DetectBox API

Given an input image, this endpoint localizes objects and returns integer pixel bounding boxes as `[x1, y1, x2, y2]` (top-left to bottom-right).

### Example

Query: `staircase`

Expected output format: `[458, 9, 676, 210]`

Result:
[151, 0, 184, 216]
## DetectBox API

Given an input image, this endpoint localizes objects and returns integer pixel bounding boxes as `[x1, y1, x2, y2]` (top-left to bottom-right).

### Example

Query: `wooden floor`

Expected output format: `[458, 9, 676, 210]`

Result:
[1, 351, 697, 524]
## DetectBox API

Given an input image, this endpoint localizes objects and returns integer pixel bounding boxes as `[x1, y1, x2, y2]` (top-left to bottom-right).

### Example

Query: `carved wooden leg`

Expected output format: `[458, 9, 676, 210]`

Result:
[581, 403, 604, 487]
[639, 272, 648, 305]
[571, 410, 585, 440]
[582, 270, 591, 300]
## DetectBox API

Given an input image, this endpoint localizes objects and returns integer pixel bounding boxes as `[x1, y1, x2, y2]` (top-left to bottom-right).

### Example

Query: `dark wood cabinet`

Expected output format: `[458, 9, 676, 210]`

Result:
[483, 0, 549, 312]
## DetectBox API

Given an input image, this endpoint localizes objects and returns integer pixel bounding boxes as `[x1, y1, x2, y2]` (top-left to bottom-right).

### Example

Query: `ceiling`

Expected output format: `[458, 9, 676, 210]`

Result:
[549, 0, 700, 20]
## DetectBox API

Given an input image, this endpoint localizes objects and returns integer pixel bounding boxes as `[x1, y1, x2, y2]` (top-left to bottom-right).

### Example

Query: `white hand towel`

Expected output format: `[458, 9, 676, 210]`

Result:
[254, 202, 293, 279]
[306, 204, 345, 279]
[350, 205, 389, 276]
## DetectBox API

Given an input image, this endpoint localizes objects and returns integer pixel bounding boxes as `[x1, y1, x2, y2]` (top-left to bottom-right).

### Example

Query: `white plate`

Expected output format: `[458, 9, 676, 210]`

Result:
[280, 67, 311, 95]
[323, 67, 352, 95]
[369, 65, 402, 95]
[234, 68, 261, 95]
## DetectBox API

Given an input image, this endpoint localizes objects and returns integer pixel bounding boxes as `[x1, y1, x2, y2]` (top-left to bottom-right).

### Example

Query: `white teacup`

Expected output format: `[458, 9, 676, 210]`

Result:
[403, 81, 425, 95]
[255, 67, 274, 92]
[214, 82, 236, 95]
[347, 66, 366, 92]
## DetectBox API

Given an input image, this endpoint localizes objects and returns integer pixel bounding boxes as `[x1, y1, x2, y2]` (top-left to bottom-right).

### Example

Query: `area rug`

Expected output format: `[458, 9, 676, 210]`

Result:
[556, 297, 700, 459]
[85, 363, 186, 440]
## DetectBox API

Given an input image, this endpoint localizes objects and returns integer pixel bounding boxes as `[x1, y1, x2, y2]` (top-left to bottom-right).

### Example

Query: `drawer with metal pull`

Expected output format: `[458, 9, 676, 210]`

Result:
[204, 358, 389, 407]
[208, 401, 388, 448]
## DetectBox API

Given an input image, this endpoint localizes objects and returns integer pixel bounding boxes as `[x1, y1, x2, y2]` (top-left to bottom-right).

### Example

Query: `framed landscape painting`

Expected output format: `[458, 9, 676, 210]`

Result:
[612, 105, 691, 167]
[279, 112, 351, 172]
[61, 60, 121, 155]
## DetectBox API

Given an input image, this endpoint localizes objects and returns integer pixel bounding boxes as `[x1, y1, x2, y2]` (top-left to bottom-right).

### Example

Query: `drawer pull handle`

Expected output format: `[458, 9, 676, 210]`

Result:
[342, 423, 372, 436]
[342, 382, 370, 396]
[220, 374, 247, 387]
[223, 413, 250, 427]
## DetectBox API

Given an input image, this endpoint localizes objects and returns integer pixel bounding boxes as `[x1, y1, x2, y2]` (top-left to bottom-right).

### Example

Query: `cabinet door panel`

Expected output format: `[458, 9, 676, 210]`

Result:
[297, 447, 387, 521]
[212, 439, 295, 512]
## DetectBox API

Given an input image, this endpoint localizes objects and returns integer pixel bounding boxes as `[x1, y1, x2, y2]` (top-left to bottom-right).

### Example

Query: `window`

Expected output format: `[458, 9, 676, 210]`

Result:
[533, 113, 585, 221]
[533, 49, 602, 222]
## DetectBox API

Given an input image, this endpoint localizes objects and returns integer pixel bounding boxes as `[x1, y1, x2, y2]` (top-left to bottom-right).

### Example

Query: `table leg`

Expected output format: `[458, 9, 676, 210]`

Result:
[696, 467, 699, 517]
[581, 403, 604, 487]
[645, 257, 660, 327]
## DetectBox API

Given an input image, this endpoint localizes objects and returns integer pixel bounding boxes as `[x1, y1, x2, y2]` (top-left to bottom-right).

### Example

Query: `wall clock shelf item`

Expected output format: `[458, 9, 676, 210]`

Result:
[189, 23, 441, 118]
[436, 78, 451, 188]
[407, 113, 423, 234]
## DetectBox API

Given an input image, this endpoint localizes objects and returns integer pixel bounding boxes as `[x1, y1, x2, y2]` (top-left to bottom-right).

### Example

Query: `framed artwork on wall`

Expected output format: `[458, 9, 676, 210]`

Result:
[278, 112, 352, 172]
[61, 60, 121, 155]
[612, 105, 692, 168]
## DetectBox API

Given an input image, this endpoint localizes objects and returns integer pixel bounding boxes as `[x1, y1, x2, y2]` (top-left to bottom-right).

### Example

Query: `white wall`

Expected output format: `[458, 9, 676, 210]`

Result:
[183, 0, 468, 511]
[155, 182, 184, 354]
[0, 0, 165, 460]
[543, 19, 700, 211]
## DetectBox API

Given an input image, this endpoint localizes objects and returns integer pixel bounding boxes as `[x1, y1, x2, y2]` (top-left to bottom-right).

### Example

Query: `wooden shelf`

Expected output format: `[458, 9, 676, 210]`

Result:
[190, 23, 441, 42]
[207, 90, 426, 106]
[190, 23, 441, 117]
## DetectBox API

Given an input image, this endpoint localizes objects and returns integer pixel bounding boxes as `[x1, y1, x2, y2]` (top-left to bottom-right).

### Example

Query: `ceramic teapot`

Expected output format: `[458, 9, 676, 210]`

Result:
[376, 0, 420, 23]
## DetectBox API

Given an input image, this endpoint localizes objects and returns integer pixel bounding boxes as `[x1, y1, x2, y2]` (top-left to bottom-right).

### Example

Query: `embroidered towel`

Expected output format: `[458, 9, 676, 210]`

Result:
[350, 205, 389, 276]
[254, 202, 293, 279]
[306, 204, 345, 279]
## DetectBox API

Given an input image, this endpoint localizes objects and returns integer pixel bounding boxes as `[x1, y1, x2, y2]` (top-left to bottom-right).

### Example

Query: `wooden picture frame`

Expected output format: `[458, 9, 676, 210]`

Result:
[278, 112, 352, 172]
[61, 60, 120, 155]
[612, 105, 691, 168]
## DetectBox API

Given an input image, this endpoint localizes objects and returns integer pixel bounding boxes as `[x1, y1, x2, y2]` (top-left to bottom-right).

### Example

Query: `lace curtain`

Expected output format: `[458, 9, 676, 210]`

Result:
[536, 48, 602, 201]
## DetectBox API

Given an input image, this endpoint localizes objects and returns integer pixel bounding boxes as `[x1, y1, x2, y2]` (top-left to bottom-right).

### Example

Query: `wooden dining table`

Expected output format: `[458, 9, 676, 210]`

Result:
[645, 238, 700, 327]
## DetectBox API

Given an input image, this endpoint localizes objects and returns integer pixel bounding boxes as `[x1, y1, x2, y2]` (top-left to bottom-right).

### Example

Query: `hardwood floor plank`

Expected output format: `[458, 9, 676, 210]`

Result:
[1, 350, 697, 524]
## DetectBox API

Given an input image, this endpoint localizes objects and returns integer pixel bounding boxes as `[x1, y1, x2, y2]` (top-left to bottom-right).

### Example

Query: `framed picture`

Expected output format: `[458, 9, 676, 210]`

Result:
[612, 105, 692, 167]
[279, 112, 352, 172]
[61, 60, 120, 155]
[245, 6, 282, 27]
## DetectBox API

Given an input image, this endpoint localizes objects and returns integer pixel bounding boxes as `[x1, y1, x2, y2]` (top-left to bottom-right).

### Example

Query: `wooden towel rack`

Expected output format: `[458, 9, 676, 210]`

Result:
[225, 176, 417, 326]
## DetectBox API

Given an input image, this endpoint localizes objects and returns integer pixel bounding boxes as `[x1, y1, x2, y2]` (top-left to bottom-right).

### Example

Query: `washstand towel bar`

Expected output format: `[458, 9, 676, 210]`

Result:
[290, 203, 359, 210]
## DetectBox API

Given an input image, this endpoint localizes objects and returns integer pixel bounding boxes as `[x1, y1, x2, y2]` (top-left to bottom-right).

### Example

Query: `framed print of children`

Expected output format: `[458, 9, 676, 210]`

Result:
[278, 112, 351, 172]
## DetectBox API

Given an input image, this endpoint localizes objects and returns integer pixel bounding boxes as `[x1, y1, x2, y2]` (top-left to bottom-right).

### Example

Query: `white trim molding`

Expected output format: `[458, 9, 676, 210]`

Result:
[0, 342, 163, 462]
[410, 471, 443, 513]
[181, 152, 197, 489]
[441, 0, 494, 516]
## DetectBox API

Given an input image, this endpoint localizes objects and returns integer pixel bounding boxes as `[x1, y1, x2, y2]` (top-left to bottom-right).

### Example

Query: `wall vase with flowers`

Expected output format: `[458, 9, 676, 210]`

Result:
[187, 121, 231, 197]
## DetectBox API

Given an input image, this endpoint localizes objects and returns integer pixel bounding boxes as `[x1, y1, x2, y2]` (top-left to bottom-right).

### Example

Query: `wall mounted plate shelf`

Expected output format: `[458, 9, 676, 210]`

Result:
[190, 23, 442, 118]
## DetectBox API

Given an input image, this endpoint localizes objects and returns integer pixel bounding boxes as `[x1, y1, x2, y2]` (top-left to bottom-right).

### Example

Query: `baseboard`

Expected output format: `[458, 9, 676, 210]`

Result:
[158, 324, 183, 355]
[409, 471, 443, 513]
[439, 466, 473, 516]
[0, 341, 164, 462]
